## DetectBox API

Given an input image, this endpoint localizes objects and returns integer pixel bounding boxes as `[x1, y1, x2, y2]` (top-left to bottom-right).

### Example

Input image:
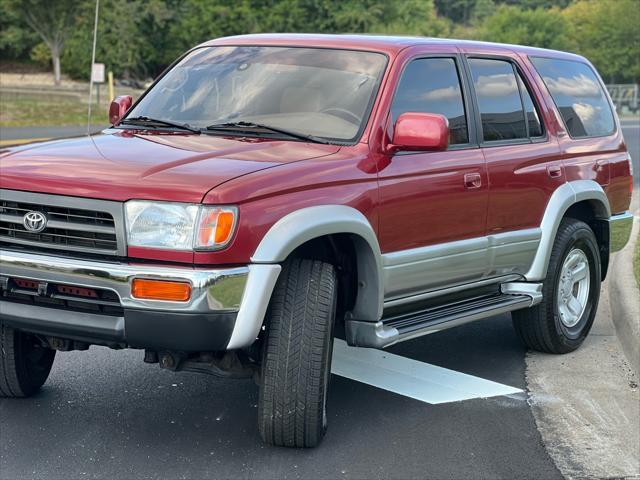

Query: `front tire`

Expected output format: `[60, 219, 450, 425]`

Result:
[258, 258, 338, 448]
[0, 325, 56, 397]
[512, 218, 601, 354]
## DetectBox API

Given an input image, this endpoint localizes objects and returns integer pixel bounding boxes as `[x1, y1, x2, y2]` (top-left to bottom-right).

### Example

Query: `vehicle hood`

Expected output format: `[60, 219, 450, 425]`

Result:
[0, 130, 340, 203]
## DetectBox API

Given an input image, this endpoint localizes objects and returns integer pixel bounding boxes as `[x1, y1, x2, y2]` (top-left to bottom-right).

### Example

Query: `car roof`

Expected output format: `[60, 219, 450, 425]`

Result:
[201, 33, 586, 62]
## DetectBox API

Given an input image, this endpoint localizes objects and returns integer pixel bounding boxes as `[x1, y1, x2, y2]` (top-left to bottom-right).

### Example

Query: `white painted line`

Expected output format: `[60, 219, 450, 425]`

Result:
[331, 339, 522, 404]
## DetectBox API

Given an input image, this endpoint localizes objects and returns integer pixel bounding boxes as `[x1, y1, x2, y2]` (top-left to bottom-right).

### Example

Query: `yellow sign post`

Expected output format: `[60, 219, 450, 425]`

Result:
[108, 71, 115, 102]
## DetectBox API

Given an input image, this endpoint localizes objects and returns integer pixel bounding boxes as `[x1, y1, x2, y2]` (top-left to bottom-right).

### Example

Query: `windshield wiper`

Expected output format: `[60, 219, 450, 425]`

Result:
[119, 116, 201, 134]
[204, 121, 331, 144]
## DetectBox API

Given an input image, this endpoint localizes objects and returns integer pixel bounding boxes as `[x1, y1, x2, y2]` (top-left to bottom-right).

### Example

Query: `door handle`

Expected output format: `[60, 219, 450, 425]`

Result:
[547, 165, 563, 178]
[464, 172, 482, 189]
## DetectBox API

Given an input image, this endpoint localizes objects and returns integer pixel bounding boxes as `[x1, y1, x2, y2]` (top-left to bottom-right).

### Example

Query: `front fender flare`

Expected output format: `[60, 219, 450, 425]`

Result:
[252, 205, 384, 321]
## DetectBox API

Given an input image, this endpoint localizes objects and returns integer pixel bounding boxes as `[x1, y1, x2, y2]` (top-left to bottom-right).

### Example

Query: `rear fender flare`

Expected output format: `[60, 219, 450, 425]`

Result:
[525, 180, 611, 281]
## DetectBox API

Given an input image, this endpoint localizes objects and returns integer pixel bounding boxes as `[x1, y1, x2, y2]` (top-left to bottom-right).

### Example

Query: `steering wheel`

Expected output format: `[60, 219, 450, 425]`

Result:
[320, 107, 362, 124]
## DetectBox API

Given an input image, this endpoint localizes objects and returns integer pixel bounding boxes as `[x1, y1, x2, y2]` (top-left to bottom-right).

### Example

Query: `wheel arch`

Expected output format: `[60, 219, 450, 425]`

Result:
[525, 180, 611, 281]
[251, 205, 384, 322]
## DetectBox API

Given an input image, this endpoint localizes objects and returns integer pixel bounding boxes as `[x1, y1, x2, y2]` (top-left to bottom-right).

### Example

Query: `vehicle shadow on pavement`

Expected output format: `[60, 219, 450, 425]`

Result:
[0, 314, 561, 480]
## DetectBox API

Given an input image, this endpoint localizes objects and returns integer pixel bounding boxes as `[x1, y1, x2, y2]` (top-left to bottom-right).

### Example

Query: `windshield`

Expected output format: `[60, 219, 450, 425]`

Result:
[125, 46, 387, 143]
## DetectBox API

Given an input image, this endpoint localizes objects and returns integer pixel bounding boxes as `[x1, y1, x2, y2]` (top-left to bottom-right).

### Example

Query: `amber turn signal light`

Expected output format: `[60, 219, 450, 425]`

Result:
[131, 278, 191, 302]
[196, 207, 237, 249]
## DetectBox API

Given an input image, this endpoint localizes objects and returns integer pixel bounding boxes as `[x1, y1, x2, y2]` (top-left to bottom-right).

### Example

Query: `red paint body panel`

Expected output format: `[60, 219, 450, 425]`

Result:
[377, 148, 488, 250]
[0, 35, 632, 267]
[0, 131, 338, 203]
[196, 145, 378, 265]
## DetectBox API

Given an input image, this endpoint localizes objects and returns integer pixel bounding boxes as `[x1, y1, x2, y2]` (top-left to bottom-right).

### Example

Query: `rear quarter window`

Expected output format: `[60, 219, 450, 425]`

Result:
[530, 57, 615, 138]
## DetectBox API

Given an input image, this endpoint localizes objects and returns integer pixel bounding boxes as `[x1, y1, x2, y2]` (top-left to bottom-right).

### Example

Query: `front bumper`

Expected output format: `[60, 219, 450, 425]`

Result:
[0, 249, 281, 351]
[610, 211, 635, 252]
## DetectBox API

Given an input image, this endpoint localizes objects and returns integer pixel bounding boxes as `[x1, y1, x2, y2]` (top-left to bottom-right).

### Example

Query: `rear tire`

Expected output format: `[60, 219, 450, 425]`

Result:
[512, 218, 601, 354]
[258, 258, 338, 448]
[0, 325, 56, 397]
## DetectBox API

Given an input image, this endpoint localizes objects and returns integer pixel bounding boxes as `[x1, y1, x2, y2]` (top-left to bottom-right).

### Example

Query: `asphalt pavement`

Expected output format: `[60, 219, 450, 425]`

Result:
[0, 120, 638, 479]
[0, 315, 561, 480]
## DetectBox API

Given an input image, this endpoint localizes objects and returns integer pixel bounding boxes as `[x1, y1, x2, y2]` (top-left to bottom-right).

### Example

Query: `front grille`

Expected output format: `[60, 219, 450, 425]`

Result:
[0, 196, 122, 256]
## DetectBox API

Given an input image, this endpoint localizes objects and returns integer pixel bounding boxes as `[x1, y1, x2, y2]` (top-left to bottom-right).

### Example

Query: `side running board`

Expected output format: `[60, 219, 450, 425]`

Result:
[346, 282, 542, 349]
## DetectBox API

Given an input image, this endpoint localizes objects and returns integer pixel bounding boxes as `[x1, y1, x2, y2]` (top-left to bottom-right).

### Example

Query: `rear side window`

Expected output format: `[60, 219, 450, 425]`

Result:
[468, 58, 527, 142]
[531, 57, 615, 138]
[391, 58, 469, 145]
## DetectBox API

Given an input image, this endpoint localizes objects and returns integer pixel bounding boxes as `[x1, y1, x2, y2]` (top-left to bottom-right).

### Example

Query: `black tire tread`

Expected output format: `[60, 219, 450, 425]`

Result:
[512, 218, 600, 354]
[258, 258, 337, 448]
[0, 324, 55, 398]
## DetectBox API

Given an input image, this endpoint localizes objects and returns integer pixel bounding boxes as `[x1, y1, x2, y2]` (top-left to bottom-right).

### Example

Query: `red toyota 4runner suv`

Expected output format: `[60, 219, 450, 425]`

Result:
[0, 35, 634, 448]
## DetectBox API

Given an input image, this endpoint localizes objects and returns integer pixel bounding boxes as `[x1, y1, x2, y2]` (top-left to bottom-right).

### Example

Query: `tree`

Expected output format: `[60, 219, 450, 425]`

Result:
[478, 5, 571, 50]
[435, 0, 477, 25]
[369, 0, 450, 37]
[0, 0, 39, 61]
[7, 0, 78, 85]
[60, 0, 177, 81]
[563, 0, 640, 83]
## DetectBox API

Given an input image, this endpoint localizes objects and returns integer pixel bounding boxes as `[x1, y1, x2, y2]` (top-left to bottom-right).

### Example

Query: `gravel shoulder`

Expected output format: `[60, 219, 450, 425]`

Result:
[525, 279, 640, 479]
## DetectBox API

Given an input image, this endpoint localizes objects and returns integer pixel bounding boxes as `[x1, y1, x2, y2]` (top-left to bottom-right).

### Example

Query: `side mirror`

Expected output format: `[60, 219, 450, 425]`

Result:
[108, 95, 133, 125]
[389, 112, 449, 152]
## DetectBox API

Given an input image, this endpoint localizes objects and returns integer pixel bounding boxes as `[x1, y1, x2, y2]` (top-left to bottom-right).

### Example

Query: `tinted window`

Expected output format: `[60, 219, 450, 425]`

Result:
[469, 58, 527, 141]
[531, 57, 615, 138]
[518, 75, 544, 138]
[391, 58, 469, 145]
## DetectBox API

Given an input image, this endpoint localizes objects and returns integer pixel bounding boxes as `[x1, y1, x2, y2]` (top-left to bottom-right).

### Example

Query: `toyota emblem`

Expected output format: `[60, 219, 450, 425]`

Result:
[23, 211, 48, 233]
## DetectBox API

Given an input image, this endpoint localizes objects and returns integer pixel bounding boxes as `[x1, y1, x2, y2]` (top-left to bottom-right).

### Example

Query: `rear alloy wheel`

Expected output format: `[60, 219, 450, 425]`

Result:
[557, 248, 591, 329]
[258, 258, 338, 448]
[512, 218, 601, 354]
[0, 325, 56, 397]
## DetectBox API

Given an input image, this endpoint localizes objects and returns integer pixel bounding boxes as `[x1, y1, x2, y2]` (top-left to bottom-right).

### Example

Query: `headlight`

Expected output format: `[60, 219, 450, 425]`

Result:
[125, 201, 237, 251]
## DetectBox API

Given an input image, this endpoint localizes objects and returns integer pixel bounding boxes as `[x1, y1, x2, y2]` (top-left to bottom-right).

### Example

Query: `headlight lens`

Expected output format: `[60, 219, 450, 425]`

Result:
[125, 201, 237, 251]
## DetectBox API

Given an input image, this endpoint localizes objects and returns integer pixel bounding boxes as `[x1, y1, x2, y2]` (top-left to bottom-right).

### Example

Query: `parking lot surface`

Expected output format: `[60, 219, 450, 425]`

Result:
[0, 315, 561, 480]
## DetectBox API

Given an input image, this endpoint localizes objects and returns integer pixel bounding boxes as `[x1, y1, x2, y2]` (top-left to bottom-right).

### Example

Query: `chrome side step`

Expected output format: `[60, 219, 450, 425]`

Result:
[345, 282, 542, 349]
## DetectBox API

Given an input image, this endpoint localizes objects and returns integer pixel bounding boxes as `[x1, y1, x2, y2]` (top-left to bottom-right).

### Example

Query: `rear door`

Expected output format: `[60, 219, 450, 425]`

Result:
[460, 49, 563, 277]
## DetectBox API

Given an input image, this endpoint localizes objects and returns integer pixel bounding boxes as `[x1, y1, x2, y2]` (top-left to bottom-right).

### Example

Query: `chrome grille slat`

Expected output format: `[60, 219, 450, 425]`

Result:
[0, 236, 119, 255]
[1, 207, 114, 224]
[0, 226, 118, 245]
[0, 190, 125, 257]
[0, 213, 116, 234]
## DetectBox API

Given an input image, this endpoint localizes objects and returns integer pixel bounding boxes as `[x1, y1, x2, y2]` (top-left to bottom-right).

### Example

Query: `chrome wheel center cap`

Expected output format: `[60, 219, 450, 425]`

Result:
[557, 248, 590, 328]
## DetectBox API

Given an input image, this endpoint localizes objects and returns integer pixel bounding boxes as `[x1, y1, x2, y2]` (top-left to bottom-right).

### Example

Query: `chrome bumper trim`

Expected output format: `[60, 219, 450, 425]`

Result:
[0, 249, 248, 313]
[610, 211, 634, 253]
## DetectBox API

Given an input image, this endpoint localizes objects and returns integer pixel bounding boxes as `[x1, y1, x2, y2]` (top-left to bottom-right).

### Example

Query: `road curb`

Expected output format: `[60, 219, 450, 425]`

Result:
[609, 215, 640, 375]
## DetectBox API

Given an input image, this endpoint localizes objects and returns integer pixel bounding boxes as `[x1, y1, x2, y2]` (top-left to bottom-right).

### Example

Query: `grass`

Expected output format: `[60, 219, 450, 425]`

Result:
[0, 94, 109, 127]
[634, 232, 640, 288]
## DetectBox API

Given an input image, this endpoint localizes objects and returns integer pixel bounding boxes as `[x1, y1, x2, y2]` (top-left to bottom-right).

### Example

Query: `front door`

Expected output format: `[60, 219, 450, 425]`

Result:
[377, 55, 489, 300]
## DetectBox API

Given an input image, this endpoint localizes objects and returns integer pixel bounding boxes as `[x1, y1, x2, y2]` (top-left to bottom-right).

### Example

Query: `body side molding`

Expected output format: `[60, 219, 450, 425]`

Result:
[525, 180, 611, 281]
[382, 228, 541, 301]
[251, 205, 384, 321]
